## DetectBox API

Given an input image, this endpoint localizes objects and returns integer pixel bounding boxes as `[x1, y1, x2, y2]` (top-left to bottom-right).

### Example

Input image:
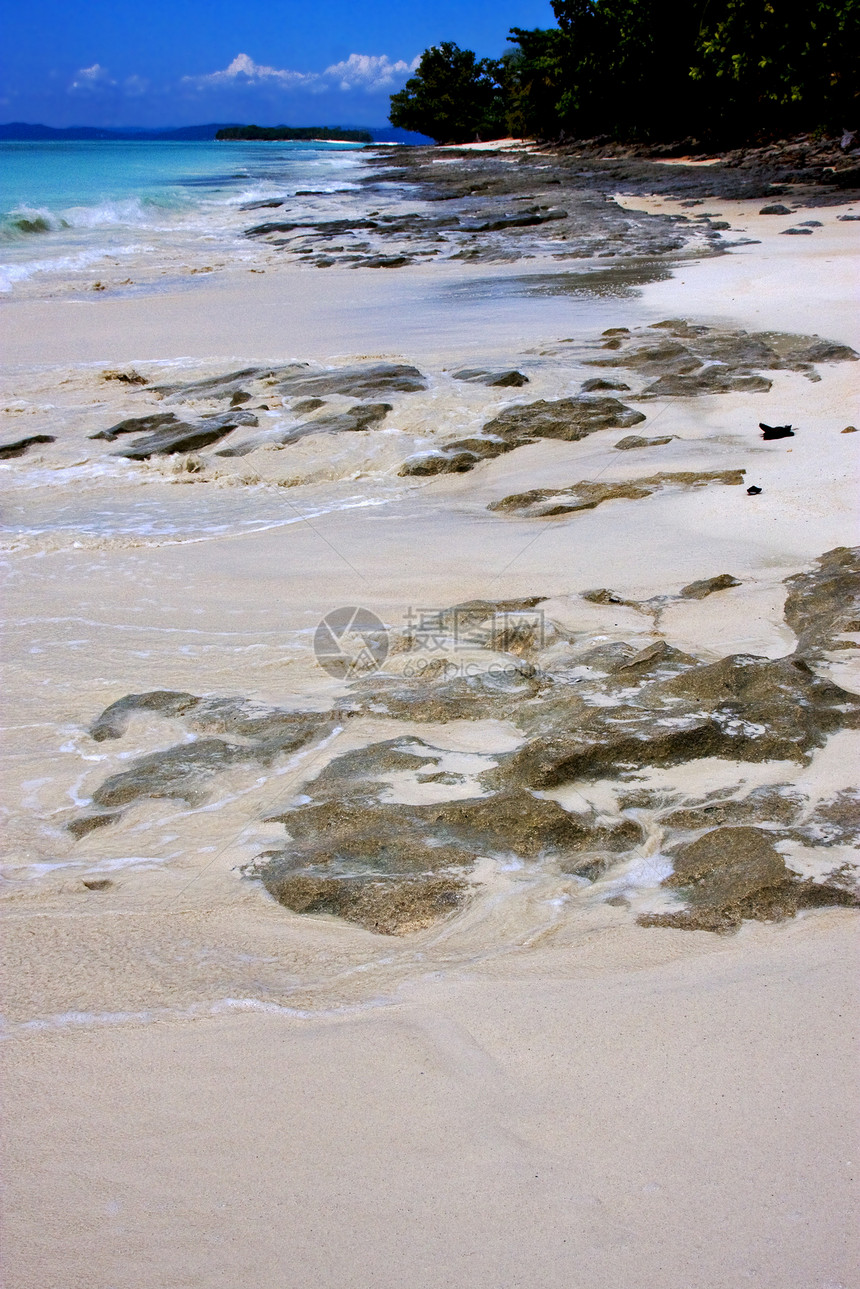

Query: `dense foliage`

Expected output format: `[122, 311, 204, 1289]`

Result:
[389, 1, 859, 144]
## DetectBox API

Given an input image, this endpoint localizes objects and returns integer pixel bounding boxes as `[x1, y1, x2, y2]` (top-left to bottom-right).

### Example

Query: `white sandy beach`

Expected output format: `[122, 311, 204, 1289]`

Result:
[1, 180, 859, 1288]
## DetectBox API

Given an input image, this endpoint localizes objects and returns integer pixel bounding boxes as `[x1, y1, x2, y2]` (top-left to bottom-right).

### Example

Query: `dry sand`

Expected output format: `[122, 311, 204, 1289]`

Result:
[1, 190, 859, 1288]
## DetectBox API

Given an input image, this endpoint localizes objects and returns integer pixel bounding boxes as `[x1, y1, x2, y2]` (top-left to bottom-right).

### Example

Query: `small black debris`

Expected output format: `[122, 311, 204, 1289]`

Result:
[798, 221, 823, 227]
[759, 204, 792, 215]
[747, 485, 763, 495]
[760, 422, 794, 440]
[781, 227, 813, 235]
[837, 214, 860, 221]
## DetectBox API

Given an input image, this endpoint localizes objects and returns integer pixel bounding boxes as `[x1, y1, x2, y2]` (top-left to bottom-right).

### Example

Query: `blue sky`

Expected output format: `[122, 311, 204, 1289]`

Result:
[1, 0, 558, 127]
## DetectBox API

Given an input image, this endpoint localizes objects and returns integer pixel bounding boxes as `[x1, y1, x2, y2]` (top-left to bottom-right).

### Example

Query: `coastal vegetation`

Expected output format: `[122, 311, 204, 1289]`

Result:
[389, 0, 860, 144]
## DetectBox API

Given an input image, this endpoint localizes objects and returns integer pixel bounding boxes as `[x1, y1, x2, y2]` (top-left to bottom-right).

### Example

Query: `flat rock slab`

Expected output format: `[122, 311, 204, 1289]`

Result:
[278, 362, 426, 397]
[614, 434, 676, 450]
[0, 434, 56, 459]
[489, 469, 746, 518]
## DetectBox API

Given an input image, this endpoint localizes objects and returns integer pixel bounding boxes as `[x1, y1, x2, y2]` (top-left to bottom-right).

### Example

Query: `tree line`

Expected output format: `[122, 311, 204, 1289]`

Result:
[389, 0, 859, 145]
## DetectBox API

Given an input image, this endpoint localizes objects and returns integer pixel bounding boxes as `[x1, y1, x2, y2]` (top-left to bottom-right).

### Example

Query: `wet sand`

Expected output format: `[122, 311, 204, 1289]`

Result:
[1, 162, 859, 1287]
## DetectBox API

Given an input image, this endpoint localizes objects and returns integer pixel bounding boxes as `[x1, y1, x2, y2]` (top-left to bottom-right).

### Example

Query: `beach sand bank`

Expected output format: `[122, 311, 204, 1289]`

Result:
[1, 165, 858, 1286]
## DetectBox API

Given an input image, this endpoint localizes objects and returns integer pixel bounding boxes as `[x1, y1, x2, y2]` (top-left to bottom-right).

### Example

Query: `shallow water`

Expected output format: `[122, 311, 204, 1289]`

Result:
[0, 139, 368, 292]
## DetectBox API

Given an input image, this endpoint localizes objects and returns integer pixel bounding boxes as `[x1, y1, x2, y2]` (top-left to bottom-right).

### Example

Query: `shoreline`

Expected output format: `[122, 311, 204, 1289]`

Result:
[2, 142, 859, 1287]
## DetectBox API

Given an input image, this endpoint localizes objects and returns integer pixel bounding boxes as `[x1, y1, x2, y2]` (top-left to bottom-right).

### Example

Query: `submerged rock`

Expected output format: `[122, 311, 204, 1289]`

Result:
[638, 826, 858, 931]
[346, 665, 544, 724]
[74, 546, 860, 937]
[501, 650, 860, 788]
[401, 396, 646, 476]
[662, 785, 807, 831]
[78, 693, 330, 822]
[67, 812, 120, 840]
[90, 690, 202, 740]
[114, 411, 259, 459]
[791, 789, 860, 848]
[218, 402, 392, 455]
[90, 412, 180, 442]
[250, 735, 646, 932]
[91, 738, 260, 808]
[154, 366, 302, 400]
[264, 873, 468, 935]
[452, 368, 529, 387]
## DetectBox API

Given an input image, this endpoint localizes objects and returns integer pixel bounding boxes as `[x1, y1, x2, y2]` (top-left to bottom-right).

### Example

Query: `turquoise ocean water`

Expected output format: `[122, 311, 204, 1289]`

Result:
[0, 139, 368, 291]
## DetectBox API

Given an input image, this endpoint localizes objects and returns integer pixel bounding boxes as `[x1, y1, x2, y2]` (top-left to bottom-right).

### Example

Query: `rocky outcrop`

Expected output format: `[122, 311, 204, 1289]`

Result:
[783, 546, 860, 656]
[638, 826, 858, 931]
[90, 412, 180, 442]
[78, 693, 330, 815]
[262, 873, 468, 936]
[72, 548, 860, 935]
[277, 363, 426, 397]
[114, 411, 259, 459]
[583, 320, 858, 396]
[91, 738, 263, 808]
[614, 434, 675, 450]
[452, 368, 529, 387]
[0, 434, 56, 459]
[251, 737, 645, 933]
[400, 395, 645, 476]
[679, 573, 742, 599]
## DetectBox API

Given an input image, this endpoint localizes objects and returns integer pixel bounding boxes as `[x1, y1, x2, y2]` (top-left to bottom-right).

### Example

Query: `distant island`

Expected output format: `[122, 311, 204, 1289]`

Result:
[0, 123, 429, 144]
[216, 126, 373, 143]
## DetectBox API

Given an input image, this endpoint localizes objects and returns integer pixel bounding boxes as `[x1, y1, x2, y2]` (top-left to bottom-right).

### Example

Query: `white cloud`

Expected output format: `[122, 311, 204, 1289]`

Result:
[182, 53, 313, 91]
[69, 64, 116, 93]
[182, 51, 418, 95]
[321, 53, 420, 92]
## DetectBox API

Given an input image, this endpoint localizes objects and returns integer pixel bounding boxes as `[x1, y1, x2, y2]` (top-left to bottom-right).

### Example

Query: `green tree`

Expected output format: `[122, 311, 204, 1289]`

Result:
[501, 28, 567, 138]
[388, 42, 506, 144]
[550, 0, 704, 139]
[691, 0, 860, 136]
